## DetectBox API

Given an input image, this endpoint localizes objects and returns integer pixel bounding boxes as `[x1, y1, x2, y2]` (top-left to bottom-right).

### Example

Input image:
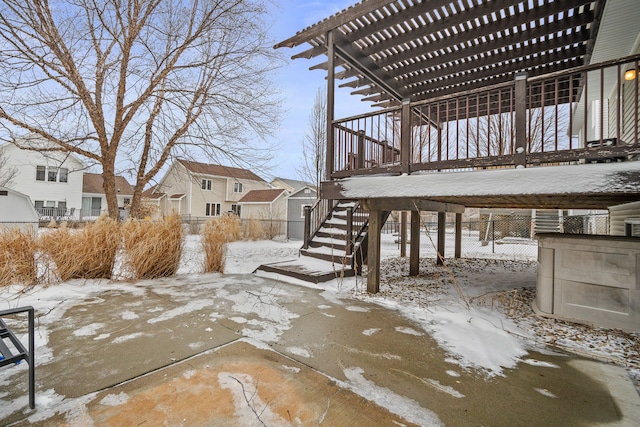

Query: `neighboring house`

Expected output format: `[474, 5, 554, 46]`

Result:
[270, 177, 315, 193]
[285, 185, 318, 240]
[82, 173, 134, 220]
[238, 188, 289, 237]
[152, 159, 270, 218]
[0, 187, 39, 231]
[271, 177, 318, 239]
[0, 134, 85, 218]
[238, 188, 288, 220]
[141, 185, 165, 220]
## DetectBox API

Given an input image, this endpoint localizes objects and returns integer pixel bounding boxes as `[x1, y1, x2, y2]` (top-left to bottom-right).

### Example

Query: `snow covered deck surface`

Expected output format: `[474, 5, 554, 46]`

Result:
[323, 161, 640, 209]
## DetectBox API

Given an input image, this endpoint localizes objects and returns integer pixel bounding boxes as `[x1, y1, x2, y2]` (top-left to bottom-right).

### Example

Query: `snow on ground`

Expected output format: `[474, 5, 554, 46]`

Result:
[1, 232, 639, 423]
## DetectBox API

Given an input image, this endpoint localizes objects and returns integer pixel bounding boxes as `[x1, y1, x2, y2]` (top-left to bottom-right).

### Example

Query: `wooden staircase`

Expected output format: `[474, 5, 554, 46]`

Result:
[254, 201, 370, 283]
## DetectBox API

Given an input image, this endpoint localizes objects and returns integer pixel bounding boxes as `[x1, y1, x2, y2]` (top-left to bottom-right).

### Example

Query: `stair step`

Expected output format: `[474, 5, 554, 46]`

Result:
[255, 258, 355, 284]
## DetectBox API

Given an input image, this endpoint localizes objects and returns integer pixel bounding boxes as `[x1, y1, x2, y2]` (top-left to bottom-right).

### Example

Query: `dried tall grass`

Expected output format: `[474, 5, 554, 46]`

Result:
[245, 216, 265, 240]
[40, 216, 121, 282]
[0, 227, 38, 287]
[202, 214, 241, 273]
[122, 214, 183, 279]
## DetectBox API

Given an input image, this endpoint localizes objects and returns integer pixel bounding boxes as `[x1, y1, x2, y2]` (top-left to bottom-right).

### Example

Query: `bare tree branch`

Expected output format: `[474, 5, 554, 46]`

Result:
[297, 87, 325, 191]
[0, 0, 283, 218]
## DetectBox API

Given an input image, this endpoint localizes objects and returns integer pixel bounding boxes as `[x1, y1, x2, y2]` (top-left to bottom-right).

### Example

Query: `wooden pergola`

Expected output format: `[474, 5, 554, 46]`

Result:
[275, 0, 618, 292]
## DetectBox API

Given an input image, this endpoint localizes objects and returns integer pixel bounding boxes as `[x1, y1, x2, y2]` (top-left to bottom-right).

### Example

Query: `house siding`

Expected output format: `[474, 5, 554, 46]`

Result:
[0, 143, 84, 212]
[286, 189, 317, 240]
[155, 160, 269, 218]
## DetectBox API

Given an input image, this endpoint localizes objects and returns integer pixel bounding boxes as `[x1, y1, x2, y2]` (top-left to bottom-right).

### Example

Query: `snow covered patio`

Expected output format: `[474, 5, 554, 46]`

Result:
[1, 238, 639, 426]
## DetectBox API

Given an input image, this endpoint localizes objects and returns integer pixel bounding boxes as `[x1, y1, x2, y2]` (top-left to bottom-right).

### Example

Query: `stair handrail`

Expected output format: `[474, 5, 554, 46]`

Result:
[303, 198, 338, 249]
[346, 201, 370, 258]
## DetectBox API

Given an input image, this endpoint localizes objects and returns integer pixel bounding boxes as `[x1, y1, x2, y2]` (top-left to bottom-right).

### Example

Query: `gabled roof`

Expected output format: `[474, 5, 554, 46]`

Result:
[141, 185, 165, 200]
[271, 177, 315, 192]
[83, 173, 134, 195]
[275, 0, 606, 108]
[289, 186, 318, 198]
[238, 189, 287, 203]
[177, 159, 265, 182]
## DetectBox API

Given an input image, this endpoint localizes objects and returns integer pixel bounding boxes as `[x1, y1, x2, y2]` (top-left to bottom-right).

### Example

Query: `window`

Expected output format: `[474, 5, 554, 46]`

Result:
[205, 202, 221, 217]
[304, 188, 311, 194]
[36, 166, 45, 181]
[59, 168, 68, 183]
[234, 182, 243, 193]
[58, 201, 66, 210]
[123, 198, 131, 206]
[301, 204, 312, 218]
[202, 179, 212, 190]
[48, 167, 58, 182]
[34, 201, 44, 210]
[231, 204, 241, 216]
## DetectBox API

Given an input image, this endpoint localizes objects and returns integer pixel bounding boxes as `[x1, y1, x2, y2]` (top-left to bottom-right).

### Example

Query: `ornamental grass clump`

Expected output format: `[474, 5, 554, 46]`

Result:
[0, 227, 38, 287]
[122, 214, 183, 279]
[40, 215, 120, 282]
[202, 214, 241, 273]
[245, 216, 265, 240]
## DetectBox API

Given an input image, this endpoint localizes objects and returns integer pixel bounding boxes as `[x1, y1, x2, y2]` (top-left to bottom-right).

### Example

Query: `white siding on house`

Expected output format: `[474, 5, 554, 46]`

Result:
[0, 141, 85, 213]
[0, 187, 39, 231]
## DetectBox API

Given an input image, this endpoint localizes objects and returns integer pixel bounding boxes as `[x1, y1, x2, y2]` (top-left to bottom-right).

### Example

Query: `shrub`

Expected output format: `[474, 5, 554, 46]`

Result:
[40, 215, 120, 282]
[0, 227, 38, 287]
[202, 214, 241, 273]
[122, 214, 183, 279]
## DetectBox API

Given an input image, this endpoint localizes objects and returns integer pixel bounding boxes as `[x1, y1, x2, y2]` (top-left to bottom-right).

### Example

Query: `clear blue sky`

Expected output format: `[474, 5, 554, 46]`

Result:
[264, 0, 372, 181]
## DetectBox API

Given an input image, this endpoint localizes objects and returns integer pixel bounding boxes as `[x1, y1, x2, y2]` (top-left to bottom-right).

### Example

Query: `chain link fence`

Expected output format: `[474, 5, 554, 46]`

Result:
[382, 214, 610, 260]
[3, 213, 610, 261]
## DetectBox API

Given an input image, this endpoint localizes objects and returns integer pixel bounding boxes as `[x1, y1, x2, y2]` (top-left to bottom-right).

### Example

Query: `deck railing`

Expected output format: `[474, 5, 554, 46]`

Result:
[331, 54, 640, 177]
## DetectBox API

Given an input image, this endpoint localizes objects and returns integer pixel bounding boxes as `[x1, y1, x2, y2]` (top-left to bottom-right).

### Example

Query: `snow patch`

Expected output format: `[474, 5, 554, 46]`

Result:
[395, 326, 423, 336]
[342, 367, 443, 426]
[99, 392, 129, 406]
[522, 359, 560, 369]
[287, 347, 311, 358]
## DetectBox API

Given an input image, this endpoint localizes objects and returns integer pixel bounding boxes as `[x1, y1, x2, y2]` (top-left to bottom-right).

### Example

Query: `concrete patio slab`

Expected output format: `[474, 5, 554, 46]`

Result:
[1, 273, 639, 426]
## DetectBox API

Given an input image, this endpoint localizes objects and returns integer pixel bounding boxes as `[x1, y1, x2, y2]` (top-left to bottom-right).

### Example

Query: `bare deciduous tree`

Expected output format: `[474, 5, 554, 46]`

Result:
[0, 0, 282, 218]
[0, 147, 17, 187]
[297, 87, 325, 192]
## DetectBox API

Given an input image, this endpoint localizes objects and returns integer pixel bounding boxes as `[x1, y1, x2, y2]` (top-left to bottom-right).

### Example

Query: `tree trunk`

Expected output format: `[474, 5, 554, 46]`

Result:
[128, 185, 145, 219]
[102, 167, 119, 220]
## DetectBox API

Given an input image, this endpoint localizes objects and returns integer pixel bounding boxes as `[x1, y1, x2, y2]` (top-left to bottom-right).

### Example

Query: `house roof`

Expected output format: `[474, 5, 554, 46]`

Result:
[275, 0, 606, 108]
[238, 189, 287, 203]
[178, 159, 265, 182]
[141, 185, 165, 199]
[83, 173, 134, 195]
[272, 177, 315, 192]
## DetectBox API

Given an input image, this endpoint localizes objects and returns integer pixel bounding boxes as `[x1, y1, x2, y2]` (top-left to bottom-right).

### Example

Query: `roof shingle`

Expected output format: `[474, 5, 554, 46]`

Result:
[238, 189, 287, 203]
[178, 159, 264, 182]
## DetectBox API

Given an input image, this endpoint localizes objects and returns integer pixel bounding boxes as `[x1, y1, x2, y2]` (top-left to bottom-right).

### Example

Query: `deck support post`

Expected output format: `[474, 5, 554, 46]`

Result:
[367, 209, 382, 294]
[346, 207, 353, 257]
[409, 210, 420, 276]
[325, 30, 335, 180]
[455, 212, 462, 259]
[515, 72, 528, 167]
[401, 98, 411, 175]
[437, 211, 446, 266]
[400, 211, 407, 257]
